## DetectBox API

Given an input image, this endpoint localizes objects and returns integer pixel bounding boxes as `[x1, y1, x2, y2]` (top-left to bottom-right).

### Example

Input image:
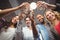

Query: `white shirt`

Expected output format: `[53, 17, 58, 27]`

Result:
[22, 27, 34, 40]
[0, 27, 16, 40]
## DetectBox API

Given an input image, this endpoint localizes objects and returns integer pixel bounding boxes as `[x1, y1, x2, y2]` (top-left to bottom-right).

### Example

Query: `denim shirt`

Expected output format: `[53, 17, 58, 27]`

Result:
[36, 24, 50, 40]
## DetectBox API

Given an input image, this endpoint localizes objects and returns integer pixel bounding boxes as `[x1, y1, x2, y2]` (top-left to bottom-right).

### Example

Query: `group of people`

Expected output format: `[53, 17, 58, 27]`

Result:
[0, 1, 60, 40]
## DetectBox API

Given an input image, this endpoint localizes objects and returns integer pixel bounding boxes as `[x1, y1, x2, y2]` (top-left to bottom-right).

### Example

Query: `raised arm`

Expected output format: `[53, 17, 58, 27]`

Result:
[37, 1, 56, 9]
[0, 2, 29, 14]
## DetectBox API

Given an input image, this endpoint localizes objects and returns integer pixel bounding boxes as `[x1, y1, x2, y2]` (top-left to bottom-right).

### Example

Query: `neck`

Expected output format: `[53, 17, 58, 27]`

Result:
[27, 26, 32, 30]
[10, 24, 14, 28]
[40, 21, 46, 25]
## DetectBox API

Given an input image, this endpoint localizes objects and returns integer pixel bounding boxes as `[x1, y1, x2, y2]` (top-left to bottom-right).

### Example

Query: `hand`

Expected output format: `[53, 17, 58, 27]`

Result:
[19, 2, 30, 9]
[37, 1, 48, 8]
[19, 12, 26, 20]
[37, 1, 56, 9]
[19, 2, 30, 14]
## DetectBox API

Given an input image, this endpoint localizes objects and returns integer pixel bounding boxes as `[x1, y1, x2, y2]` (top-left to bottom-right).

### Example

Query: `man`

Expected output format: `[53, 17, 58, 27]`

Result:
[36, 14, 55, 40]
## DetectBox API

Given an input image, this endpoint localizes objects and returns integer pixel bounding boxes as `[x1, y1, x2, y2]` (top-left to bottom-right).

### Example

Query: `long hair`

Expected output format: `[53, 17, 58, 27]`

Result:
[44, 9, 60, 34]
[9, 16, 17, 28]
[24, 16, 38, 38]
[0, 18, 9, 32]
[44, 9, 60, 25]
[44, 10, 60, 39]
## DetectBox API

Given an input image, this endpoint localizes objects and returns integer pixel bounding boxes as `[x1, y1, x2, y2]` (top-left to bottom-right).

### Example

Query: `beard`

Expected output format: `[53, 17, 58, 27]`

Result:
[39, 19, 45, 24]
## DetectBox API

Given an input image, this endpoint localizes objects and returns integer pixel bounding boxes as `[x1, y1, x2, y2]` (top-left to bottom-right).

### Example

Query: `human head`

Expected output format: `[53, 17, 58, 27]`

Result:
[45, 10, 60, 22]
[12, 16, 19, 24]
[25, 16, 31, 27]
[36, 14, 44, 23]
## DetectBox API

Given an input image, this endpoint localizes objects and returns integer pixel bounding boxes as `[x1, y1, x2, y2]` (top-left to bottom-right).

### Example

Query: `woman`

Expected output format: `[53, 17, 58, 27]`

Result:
[0, 16, 19, 40]
[45, 9, 60, 40]
[22, 16, 39, 40]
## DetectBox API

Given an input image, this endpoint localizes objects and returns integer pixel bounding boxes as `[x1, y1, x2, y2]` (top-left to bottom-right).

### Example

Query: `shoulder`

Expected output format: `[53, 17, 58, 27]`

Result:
[7, 27, 16, 32]
[36, 24, 43, 28]
[23, 26, 27, 29]
[36, 24, 43, 30]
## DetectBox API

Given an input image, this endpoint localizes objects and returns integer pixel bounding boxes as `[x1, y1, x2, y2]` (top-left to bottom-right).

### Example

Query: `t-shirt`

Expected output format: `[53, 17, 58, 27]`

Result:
[0, 27, 16, 40]
[22, 27, 34, 40]
[54, 21, 60, 35]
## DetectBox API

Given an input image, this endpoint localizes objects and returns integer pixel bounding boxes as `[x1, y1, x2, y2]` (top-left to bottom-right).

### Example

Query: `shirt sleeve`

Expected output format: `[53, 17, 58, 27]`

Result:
[15, 21, 23, 40]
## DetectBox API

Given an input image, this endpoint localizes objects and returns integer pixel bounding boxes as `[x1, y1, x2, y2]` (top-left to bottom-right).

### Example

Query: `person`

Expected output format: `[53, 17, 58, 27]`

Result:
[0, 2, 29, 33]
[23, 16, 34, 40]
[15, 14, 40, 40]
[14, 12, 27, 40]
[36, 14, 51, 40]
[45, 9, 60, 40]
[0, 16, 19, 40]
[0, 1, 29, 33]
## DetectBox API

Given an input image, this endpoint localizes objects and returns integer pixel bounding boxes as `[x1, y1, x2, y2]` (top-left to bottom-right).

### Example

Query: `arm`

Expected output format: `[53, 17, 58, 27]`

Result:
[0, 2, 29, 14]
[30, 10, 38, 38]
[14, 13, 26, 40]
[0, 6, 20, 14]
[37, 1, 56, 9]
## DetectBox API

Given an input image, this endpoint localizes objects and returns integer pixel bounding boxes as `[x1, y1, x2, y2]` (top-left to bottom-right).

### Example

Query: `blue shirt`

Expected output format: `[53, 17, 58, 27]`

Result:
[36, 24, 50, 40]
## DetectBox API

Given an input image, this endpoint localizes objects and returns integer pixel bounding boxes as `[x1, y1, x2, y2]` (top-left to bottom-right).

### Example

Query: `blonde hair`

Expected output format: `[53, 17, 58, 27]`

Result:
[44, 9, 60, 26]
[46, 10, 60, 20]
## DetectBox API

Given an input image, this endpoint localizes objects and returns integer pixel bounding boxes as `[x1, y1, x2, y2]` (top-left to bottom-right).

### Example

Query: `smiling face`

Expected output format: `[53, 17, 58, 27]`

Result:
[45, 11, 56, 21]
[12, 16, 19, 24]
[37, 14, 44, 23]
[25, 17, 31, 27]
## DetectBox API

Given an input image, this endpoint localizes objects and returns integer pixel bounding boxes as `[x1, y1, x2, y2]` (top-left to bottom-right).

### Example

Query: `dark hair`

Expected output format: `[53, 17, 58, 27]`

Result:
[24, 16, 38, 38]
[24, 16, 31, 21]
[9, 17, 17, 28]
[0, 18, 9, 31]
